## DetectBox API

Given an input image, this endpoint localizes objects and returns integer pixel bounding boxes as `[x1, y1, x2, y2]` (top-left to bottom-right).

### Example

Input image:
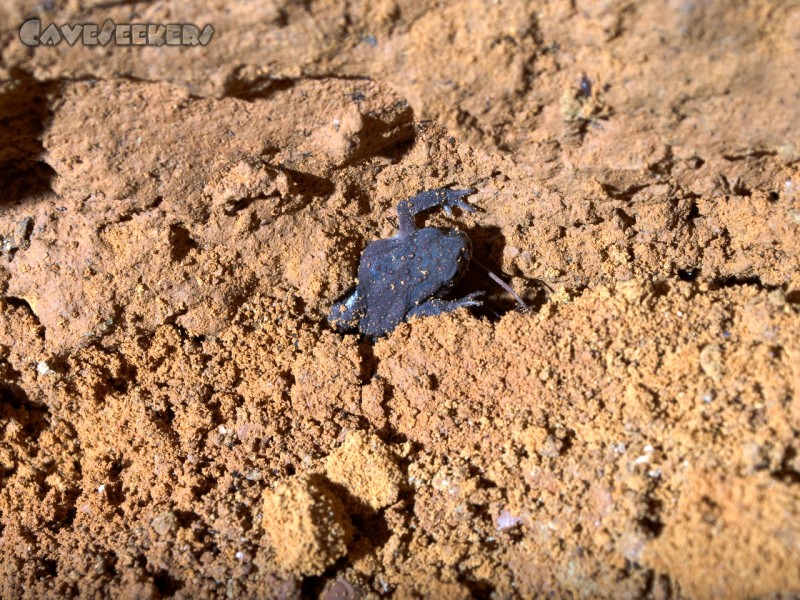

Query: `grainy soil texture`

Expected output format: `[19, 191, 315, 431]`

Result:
[1, 0, 799, 598]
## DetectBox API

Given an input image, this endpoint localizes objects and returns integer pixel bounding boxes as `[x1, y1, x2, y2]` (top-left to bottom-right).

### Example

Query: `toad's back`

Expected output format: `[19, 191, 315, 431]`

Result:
[357, 227, 471, 336]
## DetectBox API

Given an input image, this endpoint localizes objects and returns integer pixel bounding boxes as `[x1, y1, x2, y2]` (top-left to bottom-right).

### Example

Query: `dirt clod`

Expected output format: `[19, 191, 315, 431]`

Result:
[325, 431, 404, 513]
[262, 474, 353, 577]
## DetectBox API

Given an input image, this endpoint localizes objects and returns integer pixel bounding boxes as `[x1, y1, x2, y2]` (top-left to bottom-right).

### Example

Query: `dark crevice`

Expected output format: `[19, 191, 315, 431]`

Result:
[221, 73, 372, 102]
[721, 150, 778, 161]
[168, 224, 198, 263]
[459, 578, 496, 599]
[648, 145, 675, 176]
[96, 195, 163, 234]
[222, 194, 275, 217]
[338, 114, 417, 168]
[686, 201, 700, 222]
[355, 342, 378, 383]
[708, 275, 780, 291]
[1, 380, 47, 413]
[88, 0, 149, 9]
[615, 208, 636, 230]
[0, 69, 59, 206]
[771, 446, 800, 484]
[638, 506, 665, 538]
[3, 295, 37, 318]
[222, 75, 296, 101]
[37, 558, 58, 579]
[283, 169, 336, 203]
[600, 182, 649, 202]
[649, 280, 671, 298]
[152, 569, 183, 597]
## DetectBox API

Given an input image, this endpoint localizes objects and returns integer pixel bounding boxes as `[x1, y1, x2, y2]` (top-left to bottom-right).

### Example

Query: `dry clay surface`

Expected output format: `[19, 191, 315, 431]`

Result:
[1, 0, 799, 598]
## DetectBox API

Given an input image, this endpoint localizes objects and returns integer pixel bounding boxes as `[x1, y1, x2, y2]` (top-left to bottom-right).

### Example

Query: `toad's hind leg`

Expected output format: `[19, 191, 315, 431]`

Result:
[397, 188, 476, 235]
[328, 289, 365, 332]
[406, 291, 483, 321]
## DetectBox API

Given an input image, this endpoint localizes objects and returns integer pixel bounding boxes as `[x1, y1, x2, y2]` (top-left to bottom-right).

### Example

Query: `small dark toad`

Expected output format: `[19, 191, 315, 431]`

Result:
[329, 187, 482, 337]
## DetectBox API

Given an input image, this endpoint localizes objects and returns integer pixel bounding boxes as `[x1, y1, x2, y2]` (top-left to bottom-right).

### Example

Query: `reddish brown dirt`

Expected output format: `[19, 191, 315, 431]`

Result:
[1, 0, 799, 598]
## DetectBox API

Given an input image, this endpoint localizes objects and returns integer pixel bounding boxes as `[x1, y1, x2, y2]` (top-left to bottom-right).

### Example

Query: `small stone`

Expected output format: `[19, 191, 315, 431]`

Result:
[36, 361, 55, 376]
[699, 343, 723, 383]
[151, 510, 178, 536]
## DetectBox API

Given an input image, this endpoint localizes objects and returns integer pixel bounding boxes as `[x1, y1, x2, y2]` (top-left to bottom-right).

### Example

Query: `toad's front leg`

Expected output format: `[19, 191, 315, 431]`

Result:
[405, 291, 483, 321]
[397, 188, 476, 235]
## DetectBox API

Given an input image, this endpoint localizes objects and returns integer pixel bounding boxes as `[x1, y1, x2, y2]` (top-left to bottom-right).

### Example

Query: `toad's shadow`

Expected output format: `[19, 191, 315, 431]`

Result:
[451, 224, 548, 320]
